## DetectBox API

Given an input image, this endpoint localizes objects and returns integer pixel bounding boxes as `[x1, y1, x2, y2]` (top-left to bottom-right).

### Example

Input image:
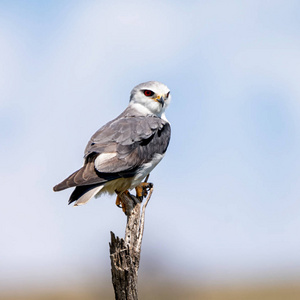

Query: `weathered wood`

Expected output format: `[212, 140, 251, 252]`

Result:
[109, 186, 153, 300]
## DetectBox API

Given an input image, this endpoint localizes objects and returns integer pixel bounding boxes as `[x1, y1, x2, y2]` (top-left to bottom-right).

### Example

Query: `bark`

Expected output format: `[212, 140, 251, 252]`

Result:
[109, 187, 153, 300]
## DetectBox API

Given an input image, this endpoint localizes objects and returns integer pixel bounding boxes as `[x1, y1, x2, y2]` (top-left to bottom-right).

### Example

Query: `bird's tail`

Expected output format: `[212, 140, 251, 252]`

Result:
[69, 184, 104, 206]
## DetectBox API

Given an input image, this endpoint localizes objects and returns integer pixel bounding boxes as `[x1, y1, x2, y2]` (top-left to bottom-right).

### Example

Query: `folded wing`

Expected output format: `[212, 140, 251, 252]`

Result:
[53, 113, 171, 192]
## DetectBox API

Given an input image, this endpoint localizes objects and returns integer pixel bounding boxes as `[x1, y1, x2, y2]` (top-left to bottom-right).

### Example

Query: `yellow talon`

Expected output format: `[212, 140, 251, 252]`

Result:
[135, 182, 153, 200]
[115, 190, 130, 212]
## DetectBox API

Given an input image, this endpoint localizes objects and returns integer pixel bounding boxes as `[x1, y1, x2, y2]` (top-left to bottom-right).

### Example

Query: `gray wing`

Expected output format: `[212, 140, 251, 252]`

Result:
[53, 114, 170, 191]
[86, 114, 170, 173]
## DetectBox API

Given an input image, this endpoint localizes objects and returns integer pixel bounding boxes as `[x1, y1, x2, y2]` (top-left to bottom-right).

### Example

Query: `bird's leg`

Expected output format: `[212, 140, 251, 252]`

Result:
[115, 190, 131, 213]
[116, 190, 141, 215]
[135, 182, 153, 201]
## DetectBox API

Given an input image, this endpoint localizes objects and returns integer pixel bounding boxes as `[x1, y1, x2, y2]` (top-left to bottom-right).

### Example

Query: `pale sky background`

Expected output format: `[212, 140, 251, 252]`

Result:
[1, 0, 300, 291]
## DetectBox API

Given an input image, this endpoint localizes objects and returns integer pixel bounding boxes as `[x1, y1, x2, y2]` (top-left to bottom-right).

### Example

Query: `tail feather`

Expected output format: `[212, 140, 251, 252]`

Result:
[69, 184, 104, 206]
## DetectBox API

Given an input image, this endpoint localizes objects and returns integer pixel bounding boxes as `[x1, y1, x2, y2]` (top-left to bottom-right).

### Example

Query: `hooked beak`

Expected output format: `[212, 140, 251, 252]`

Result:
[156, 96, 165, 107]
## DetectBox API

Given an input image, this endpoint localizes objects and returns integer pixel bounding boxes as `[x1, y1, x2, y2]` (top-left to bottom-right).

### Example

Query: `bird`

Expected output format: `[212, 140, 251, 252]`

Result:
[53, 81, 171, 209]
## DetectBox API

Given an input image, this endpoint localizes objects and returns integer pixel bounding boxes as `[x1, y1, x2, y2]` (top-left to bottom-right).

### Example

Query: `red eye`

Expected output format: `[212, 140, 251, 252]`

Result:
[143, 90, 154, 97]
[166, 91, 170, 98]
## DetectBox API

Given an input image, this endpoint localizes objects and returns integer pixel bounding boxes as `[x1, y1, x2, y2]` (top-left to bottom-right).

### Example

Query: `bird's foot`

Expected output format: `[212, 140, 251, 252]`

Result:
[135, 182, 153, 201]
[115, 190, 139, 215]
[115, 190, 131, 213]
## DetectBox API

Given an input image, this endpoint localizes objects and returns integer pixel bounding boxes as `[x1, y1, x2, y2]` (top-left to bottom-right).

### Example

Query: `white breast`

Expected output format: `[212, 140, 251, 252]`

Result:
[130, 153, 165, 188]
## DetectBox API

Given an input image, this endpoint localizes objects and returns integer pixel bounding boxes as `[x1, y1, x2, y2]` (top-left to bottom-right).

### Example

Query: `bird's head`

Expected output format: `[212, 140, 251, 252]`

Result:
[129, 81, 171, 118]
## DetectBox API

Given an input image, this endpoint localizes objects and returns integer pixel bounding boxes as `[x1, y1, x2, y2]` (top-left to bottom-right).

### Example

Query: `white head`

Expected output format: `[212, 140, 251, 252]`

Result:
[129, 81, 171, 119]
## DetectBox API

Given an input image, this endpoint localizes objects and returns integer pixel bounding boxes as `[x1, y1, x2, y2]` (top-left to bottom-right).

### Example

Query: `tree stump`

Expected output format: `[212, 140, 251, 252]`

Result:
[109, 186, 153, 300]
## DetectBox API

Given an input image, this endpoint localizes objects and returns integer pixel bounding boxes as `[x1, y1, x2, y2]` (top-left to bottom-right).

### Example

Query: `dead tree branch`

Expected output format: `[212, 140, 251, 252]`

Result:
[109, 186, 153, 300]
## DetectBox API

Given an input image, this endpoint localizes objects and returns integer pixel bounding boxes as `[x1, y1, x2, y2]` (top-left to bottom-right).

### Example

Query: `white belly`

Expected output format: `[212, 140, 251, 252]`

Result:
[98, 153, 165, 195]
[129, 153, 165, 188]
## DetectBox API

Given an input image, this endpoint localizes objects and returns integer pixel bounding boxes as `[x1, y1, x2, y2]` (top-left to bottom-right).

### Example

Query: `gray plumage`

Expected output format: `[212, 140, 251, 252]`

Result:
[53, 81, 171, 205]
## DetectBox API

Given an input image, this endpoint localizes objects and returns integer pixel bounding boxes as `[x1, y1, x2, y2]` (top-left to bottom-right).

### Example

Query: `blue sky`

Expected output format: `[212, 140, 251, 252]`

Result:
[1, 0, 300, 290]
